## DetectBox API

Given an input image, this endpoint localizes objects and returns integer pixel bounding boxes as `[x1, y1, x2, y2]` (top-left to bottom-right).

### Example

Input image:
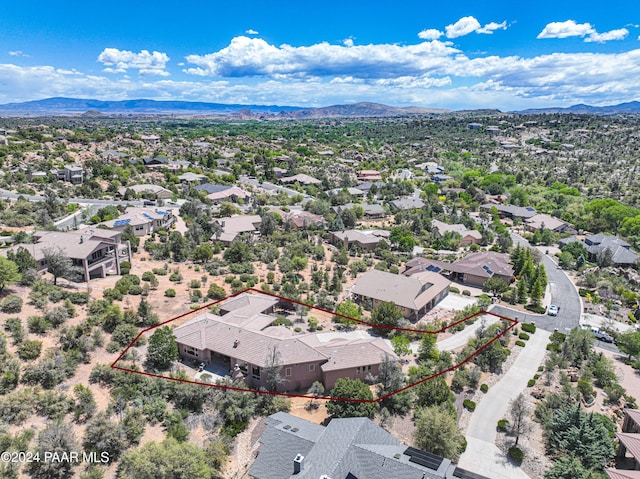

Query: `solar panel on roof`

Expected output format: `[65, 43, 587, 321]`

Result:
[113, 219, 131, 227]
[404, 447, 444, 471]
[453, 466, 489, 479]
[143, 213, 154, 220]
[426, 264, 442, 273]
[481, 265, 494, 275]
[156, 210, 168, 215]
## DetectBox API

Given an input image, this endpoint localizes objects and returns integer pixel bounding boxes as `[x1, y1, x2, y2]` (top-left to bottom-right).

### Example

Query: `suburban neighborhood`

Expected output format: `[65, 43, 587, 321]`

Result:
[0, 111, 639, 479]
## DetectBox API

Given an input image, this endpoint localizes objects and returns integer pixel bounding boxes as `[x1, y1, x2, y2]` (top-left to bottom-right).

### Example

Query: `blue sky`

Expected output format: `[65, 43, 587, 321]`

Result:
[2, 0, 640, 110]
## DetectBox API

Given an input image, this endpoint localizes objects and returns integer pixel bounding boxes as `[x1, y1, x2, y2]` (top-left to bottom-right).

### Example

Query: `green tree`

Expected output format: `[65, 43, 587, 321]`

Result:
[83, 414, 128, 460]
[482, 277, 509, 296]
[117, 438, 214, 479]
[146, 326, 178, 371]
[42, 246, 80, 285]
[0, 257, 20, 292]
[414, 375, 453, 408]
[326, 378, 376, 418]
[218, 202, 240, 217]
[616, 330, 640, 361]
[544, 455, 600, 479]
[223, 241, 252, 264]
[334, 299, 361, 326]
[510, 393, 531, 446]
[414, 405, 466, 462]
[192, 244, 213, 263]
[546, 403, 614, 470]
[391, 335, 411, 359]
[370, 301, 403, 337]
[26, 423, 78, 479]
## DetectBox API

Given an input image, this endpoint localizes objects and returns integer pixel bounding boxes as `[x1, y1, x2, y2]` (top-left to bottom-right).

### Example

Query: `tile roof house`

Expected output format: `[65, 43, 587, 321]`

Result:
[329, 229, 390, 252]
[117, 184, 174, 200]
[213, 215, 262, 244]
[584, 234, 639, 266]
[404, 251, 514, 287]
[333, 202, 387, 219]
[524, 213, 575, 234]
[268, 209, 325, 229]
[431, 219, 482, 246]
[351, 269, 450, 320]
[390, 198, 425, 211]
[249, 412, 489, 479]
[4, 228, 131, 282]
[172, 293, 396, 391]
[204, 185, 250, 203]
[607, 409, 640, 478]
[479, 203, 537, 220]
[280, 174, 322, 186]
[357, 170, 382, 181]
[99, 207, 176, 237]
[177, 172, 208, 184]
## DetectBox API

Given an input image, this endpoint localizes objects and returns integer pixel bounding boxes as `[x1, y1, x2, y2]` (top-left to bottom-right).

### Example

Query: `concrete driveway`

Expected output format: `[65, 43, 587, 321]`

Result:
[458, 328, 551, 478]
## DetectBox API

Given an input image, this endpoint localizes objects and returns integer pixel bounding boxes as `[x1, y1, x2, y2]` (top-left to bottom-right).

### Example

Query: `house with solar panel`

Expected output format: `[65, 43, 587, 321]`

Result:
[100, 207, 176, 237]
[249, 411, 489, 479]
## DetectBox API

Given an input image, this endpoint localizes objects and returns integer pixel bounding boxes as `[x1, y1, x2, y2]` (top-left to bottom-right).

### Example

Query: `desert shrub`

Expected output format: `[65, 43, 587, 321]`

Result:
[462, 290, 471, 296]
[449, 286, 460, 294]
[497, 419, 509, 431]
[141, 271, 156, 282]
[169, 272, 182, 282]
[189, 279, 201, 289]
[1, 295, 23, 313]
[525, 304, 545, 314]
[508, 446, 524, 463]
[527, 379, 536, 387]
[164, 289, 176, 297]
[120, 261, 131, 275]
[521, 323, 536, 334]
[515, 340, 526, 347]
[28, 315, 50, 334]
[152, 268, 167, 276]
[128, 285, 143, 295]
[519, 332, 530, 341]
[463, 399, 476, 411]
[17, 339, 42, 360]
[480, 384, 489, 393]
[67, 292, 89, 304]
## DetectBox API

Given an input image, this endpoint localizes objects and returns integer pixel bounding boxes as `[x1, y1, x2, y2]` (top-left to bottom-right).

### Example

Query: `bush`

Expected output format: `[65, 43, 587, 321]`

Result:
[518, 332, 530, 340]
[508, 446, 524, 464]
[463, 399, 476, 411]
[128, 285, 143, 295]
[120, 261, 131, 275]
[67, 292, 89, 304]
[28, 315, 50, 334]
[480, 383, 489, 393]
[141, 271, 156, 282]
[17, 339, 42, 360]
[497, 419, 509, 432]
[521, 323, 537, 334]
[164, 289, 176, 298]
[152, 268, 167, 276]
[1, 295, 23, 313]
[189, 279, 201, 289]
[169, 273, 182, 282]
[525, 304, 546, 314]
[515, 340, 526, 347]
[462, 290, 471, 296]
[449, 286, 460, 294]
[527, 379, 536, 387]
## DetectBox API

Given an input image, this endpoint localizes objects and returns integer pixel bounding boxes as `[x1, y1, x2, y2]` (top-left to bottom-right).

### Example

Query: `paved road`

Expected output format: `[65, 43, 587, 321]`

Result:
[458, 329, 551, 478]
[492, 234, 583, 334]
[0, 187, 146, 207]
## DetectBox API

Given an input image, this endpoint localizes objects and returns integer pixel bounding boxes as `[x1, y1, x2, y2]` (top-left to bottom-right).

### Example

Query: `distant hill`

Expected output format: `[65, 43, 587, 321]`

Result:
[517, 101, 640, 115]
[0, 97, 450, 118]
[0, 97, 303, 116]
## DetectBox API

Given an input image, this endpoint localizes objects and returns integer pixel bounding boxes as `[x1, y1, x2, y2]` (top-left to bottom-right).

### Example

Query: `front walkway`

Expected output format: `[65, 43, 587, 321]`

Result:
[458, 328, 551, 478]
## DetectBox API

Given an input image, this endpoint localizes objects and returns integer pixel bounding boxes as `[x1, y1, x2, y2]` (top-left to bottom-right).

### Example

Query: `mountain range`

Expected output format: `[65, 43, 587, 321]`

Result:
[0, 97, 639, 118]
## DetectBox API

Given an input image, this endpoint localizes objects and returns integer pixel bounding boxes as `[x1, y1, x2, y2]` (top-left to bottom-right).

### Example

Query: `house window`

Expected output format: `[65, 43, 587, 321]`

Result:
[285, 367, 292, 377]
[252, 366, 260, 379]
[184, 346, 198, 357]
[356, 367, 361, 375]
[309, 364, 315, 372]
[135, 225, 144, 231]
[91, 250, 103, 260]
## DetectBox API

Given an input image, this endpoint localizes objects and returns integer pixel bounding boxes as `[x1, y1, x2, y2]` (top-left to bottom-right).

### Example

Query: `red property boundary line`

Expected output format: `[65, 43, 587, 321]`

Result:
[111, 288, 519, 403]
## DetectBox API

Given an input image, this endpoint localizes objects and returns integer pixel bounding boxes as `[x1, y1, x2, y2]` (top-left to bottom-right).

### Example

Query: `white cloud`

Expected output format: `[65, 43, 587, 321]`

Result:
[445, 16, 481, 38]
[343, 38, 354, 47]
[8, 50, 30, 58]
[537, 20, 595, 39]
[585, 28, 629, 43]
[538, 20, 629, 43]
[245, 29, 259, 35]
[477, 21, 507, 34]
[418, 29, 443, 40]
[97, 48, 170, 76]
[184, 36, 460, 79]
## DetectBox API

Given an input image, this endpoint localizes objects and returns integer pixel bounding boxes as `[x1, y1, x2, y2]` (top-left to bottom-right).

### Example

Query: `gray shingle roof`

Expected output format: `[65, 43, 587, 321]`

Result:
[249, 413, 479, 479]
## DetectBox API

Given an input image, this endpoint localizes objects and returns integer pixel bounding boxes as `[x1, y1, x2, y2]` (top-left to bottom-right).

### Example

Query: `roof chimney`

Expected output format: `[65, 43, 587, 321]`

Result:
[79, 236, 84, 244]
[293, 454, 304, 474]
